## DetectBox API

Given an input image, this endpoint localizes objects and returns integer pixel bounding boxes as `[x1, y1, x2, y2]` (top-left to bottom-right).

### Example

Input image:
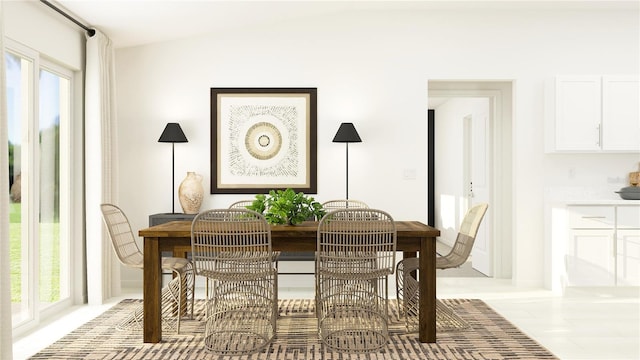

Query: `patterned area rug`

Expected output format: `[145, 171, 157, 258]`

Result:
[30, 299, 557, 359]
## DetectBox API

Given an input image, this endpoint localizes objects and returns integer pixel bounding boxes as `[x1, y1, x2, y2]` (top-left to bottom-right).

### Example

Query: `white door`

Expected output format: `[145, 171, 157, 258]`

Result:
[463, 109, 492, 276]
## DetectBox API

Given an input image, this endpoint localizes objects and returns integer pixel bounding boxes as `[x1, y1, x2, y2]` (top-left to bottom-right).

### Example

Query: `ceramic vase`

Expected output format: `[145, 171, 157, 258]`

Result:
[178, 172, 204, 214]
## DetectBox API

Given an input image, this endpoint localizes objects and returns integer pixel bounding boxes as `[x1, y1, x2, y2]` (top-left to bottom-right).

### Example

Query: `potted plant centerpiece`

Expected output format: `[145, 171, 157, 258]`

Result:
[247, 188, 326, 225]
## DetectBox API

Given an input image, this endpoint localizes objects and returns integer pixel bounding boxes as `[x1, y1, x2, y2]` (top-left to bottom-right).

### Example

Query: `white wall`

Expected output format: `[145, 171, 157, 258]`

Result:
[114, 6, 639, 288]
[4, 1, 85, 71]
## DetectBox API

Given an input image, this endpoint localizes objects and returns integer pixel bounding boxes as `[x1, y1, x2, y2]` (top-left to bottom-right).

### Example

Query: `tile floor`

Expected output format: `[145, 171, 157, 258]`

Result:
[11, 256, 640, 360]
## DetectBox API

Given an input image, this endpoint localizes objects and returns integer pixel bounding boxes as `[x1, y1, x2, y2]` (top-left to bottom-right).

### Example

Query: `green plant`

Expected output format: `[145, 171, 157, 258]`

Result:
[248, 188, 326, 225]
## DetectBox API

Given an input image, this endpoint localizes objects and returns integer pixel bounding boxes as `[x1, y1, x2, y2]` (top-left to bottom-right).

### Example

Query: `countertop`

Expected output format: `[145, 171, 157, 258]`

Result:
[562, 199, 640, 205]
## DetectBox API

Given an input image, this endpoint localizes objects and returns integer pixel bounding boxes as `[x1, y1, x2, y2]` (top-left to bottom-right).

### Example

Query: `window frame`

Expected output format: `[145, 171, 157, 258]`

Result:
[5, 38, 80, 336]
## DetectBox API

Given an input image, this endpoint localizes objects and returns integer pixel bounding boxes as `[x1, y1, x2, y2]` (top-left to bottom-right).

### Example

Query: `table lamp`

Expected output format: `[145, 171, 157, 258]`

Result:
[158, 122, 188, 213]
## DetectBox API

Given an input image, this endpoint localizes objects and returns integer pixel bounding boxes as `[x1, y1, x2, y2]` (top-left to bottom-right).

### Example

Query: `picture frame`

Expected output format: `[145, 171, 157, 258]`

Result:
[210, 87, 317, 194]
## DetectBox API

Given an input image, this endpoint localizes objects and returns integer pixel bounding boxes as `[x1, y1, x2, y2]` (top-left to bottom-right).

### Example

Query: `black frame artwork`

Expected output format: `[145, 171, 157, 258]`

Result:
[210, 87, 317, 194]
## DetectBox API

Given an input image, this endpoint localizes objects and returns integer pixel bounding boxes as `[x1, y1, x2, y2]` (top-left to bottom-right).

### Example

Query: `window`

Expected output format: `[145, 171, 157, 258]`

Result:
[6, 44, 73, 330]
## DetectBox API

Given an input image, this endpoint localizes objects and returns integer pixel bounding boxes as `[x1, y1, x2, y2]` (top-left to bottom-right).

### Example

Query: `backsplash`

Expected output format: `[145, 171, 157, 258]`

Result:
[543, 154, 640, 202]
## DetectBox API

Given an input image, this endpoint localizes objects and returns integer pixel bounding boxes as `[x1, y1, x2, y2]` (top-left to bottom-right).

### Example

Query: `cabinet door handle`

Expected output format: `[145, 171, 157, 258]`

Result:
[582, 216, 606, 219]
[596, 124, 601, 147]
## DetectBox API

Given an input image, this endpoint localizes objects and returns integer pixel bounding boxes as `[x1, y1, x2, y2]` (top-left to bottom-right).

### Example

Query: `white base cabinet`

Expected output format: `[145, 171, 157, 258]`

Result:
[617, 230, 640, 285]
[567, 229, 616, 286]
[565, 205, 640, 286]
[616, 206, 640, 285]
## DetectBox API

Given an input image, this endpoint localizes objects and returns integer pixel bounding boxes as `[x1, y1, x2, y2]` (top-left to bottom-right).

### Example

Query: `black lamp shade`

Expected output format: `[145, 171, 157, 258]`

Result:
[332, 122, 362, 143]
[158, 123, 188, 143]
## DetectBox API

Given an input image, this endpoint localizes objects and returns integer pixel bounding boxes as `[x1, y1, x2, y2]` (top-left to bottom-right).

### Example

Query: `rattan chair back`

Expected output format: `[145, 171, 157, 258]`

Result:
[321, 199, 369, 211]
[437, 203, 488, 269]
[100, 203, 144, 269]
[228, 199, 254, 210]
[317, 208, 396, 276]
[191, 209, 273, 277]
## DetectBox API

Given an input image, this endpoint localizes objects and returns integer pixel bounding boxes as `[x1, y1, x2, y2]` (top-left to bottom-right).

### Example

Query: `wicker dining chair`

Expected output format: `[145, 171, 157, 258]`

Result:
[321, 199, 369, 211]
[100, 203, 195, 333]
[228, 200, 280, 317]
[228, 199, 281, 267]
[316, 208, 397, 352]
[228, 199, 254, 210]
[395, 203, 488, 332]
[396, 257, 471, 332]
[191, 209, 277, 355]
[436, 203, 489, 270]
[314, 200, 369, 308]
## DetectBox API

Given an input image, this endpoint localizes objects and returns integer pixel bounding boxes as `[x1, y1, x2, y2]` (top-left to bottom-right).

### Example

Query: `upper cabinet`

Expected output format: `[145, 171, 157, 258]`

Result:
[555, 76, 602, 151]
[602, 76, 640, 151]
[549, 75, 640, 153]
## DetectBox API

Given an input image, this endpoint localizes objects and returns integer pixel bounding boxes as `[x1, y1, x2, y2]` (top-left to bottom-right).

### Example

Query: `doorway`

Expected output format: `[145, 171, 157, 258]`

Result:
[428, 81, 513, 279]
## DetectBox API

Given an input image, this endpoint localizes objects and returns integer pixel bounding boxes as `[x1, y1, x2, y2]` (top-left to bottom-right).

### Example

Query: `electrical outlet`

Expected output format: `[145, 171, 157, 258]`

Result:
[607, 176, 625, 184]
[403, 169, 416, 180]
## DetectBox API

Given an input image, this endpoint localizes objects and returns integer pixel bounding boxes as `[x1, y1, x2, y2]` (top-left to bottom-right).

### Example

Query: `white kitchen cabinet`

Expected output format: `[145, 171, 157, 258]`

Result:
[602, 76, 640, 151]
[616, 230, 640, 285]
[553, 75, 640, 152]
[555, 76, 602, 151]
[566, 206, 616, 286]
[568, 205, 615, 228]
[567, 229, 616, 286]
[565, 205, 640, 286]
[616, 206, 640, 285]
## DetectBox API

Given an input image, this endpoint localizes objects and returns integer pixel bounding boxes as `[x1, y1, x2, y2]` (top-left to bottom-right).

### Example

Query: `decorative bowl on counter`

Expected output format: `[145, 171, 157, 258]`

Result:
[615, 186, 640, 200]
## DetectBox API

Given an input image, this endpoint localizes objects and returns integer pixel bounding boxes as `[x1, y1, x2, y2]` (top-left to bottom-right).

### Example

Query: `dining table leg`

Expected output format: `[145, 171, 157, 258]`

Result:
[419, 236, 437, 343]
[143, 236, 162, 343]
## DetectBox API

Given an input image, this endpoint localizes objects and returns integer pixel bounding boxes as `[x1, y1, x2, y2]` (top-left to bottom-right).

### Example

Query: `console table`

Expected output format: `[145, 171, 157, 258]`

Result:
[148, 212, 196, 226]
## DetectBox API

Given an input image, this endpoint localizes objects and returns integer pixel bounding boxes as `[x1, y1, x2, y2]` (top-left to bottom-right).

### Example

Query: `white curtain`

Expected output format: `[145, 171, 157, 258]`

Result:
[85, 30, 118, 305]
[0, 2, 14, 358]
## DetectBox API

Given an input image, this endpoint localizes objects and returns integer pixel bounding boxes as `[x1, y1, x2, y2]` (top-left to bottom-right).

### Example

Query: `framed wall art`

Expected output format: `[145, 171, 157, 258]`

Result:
[210, 87, 317, 194]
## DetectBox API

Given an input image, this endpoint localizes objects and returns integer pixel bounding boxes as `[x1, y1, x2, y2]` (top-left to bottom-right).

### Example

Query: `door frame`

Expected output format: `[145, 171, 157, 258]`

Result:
[428, 81, 513, 279]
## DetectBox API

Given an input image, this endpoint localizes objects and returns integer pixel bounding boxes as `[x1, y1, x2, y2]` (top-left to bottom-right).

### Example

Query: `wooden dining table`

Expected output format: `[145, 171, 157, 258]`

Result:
[138, 220, 440, 344]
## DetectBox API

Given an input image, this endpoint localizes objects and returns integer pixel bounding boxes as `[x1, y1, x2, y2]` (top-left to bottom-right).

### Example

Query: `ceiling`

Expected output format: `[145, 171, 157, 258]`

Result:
[54, 1, 424, 48]
[51, 0, 636, 49]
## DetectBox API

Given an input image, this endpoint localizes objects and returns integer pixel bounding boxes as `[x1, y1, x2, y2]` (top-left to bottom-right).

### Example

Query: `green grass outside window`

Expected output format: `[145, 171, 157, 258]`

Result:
[9, 202, 61, 303]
